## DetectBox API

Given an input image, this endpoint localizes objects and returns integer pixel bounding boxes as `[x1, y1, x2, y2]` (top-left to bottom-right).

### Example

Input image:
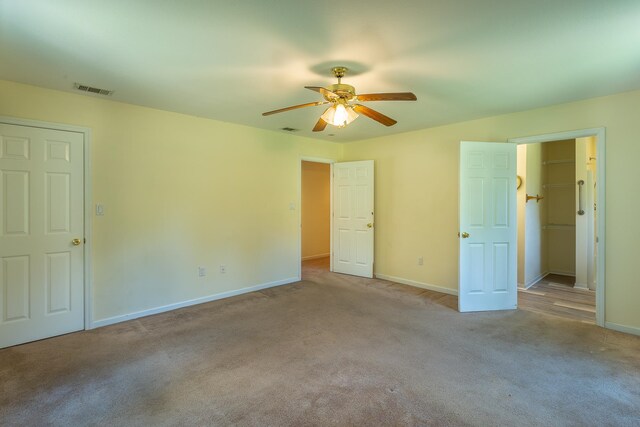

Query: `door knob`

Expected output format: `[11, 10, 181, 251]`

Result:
[461, 232, 470, 238]
[72, 238, 82, 246]
[367, 223, 373, 228]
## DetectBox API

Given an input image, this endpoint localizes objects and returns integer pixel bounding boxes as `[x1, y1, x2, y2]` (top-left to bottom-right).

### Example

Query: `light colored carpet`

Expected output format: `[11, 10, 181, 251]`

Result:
[1, 265, 639, 426]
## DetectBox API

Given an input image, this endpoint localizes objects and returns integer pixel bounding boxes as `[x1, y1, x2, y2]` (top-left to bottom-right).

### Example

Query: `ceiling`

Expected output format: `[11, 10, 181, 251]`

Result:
[2, 1, 640, 142]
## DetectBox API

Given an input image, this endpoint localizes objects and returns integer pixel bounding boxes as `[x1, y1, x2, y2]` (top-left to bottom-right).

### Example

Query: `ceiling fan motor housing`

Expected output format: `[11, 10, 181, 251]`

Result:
[325, 83, 356, 101]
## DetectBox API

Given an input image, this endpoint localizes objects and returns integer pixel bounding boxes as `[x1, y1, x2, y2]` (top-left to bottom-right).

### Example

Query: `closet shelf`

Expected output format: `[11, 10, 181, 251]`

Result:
[543, 183, 573, 189]
[543, 159, 575, 165]
[543, 224, 575, 230]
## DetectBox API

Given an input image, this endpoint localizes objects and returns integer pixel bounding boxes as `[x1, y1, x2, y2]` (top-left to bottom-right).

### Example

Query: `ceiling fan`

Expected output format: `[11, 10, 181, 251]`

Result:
[262, 67, 417, 132]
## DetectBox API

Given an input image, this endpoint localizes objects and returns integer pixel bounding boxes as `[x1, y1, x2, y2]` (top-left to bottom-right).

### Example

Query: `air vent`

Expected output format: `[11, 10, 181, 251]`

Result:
[73, 83, 114, 96]
[280, 127, 300, 132]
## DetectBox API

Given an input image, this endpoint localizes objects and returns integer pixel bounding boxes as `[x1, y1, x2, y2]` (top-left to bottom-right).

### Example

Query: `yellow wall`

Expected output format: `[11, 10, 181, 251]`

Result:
[301, 161, 330, 259]
[3, 79, 640, 334]
[343, 88, 640, 331]
[0, 80, 342, 324]
[544, 140, 576, 276]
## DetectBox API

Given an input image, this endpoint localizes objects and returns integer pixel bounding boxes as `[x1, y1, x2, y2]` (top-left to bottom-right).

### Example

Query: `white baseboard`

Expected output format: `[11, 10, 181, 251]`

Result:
[573, 282, 589, 290]
[375, 273, 458, 296]
[548, 270, 575, 277]
[90, 277, 299, 329]
[523, 271, 548, 289]
[605, 321, 640, 337]
[302, 253, 330, 261]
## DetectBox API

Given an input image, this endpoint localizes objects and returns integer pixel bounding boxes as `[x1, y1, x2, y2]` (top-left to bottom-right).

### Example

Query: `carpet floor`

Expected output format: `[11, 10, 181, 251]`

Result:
[1, 264, 639, 426]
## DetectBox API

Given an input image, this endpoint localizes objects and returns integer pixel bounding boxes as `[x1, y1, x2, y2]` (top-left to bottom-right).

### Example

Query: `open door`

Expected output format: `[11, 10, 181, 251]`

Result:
[459, 142, 517, 312]
[332, 160, 374, 278]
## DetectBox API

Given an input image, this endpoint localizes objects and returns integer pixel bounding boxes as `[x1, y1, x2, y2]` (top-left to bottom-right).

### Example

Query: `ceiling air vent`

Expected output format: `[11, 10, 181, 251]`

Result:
[280, 127, 300, 132]
[73, 83, 114, 96]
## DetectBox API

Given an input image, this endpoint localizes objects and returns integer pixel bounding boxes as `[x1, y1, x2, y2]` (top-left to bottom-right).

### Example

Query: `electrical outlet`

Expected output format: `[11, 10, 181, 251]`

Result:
[198, 267, 206, 277]
[417, 257, 424, 266]
[219, 265, 226, 274]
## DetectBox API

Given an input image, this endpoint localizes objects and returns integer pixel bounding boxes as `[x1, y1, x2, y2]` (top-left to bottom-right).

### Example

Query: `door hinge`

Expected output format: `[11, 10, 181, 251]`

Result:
[84, 238, 86, 244]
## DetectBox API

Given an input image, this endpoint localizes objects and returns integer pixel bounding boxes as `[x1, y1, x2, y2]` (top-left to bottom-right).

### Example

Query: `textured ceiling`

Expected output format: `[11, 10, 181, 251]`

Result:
[1, 0, 640, 142]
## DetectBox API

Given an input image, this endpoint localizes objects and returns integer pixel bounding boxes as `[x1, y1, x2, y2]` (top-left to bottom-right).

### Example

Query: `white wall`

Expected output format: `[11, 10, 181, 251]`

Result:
[586, 137, 597, 290]
[575, 136, 597, 290]
[524, 143, 547, 286]
[517, 145, 527, 286]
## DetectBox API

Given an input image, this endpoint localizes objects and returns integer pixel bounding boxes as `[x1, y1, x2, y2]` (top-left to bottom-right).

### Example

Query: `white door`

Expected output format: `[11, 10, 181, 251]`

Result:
[332, 160, 374, 278]
[459, 141, 517, 312]
[0, 123, 84, 348]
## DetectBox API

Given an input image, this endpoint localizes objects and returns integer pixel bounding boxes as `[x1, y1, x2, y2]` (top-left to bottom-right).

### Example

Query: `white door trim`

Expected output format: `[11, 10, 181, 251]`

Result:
[0, 115, 93, 330]
[298, 156, 336, 278]
[509, 127, 605, 327]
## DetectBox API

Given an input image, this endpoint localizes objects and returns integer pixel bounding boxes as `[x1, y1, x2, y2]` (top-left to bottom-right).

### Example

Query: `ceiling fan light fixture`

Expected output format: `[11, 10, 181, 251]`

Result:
[344, 105, 359, 125]
[321, 103, 358, 128]
[262, 65, 416, 132]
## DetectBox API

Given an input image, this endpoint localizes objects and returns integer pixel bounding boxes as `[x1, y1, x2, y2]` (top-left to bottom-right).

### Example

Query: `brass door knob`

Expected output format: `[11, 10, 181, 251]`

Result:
[461, 232, 470, 238]
[367, 223, 373, 228]
[72, 238, 82, 246]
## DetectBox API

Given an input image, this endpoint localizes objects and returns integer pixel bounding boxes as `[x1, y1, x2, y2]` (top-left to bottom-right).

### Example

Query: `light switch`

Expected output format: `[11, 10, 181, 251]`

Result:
[96, 204, 105, 216]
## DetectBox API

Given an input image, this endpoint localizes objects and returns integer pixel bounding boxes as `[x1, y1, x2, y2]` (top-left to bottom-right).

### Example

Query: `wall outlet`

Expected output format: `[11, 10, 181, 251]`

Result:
[198, 267, 206, 277]
[417, 257, 424, 266]
[219, 265, 226, 274]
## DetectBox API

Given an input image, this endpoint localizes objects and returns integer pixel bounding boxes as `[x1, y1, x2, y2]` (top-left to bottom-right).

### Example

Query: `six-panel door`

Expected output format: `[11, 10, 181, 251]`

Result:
[332, 160, 374, 278]
[459, 141, 517, 312]
[0, 123, 84, 348]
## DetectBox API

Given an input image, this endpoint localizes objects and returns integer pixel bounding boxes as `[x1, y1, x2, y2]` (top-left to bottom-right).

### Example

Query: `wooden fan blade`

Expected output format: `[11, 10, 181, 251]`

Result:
[353, 104, 397, 126]
[356, 92, 417, 102]
[312, 118, 328, 132]
[305, 86, 339, 99]
[262, 101, 327, 116]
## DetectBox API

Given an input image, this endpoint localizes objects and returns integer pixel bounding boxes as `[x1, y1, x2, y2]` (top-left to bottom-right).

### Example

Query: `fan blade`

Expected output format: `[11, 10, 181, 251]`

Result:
[356, 92, 417, 102]
[305, 86, 339, 99]
[353, 104, 397, 126]
[262, 101, 327, 116]
[312, 118, 328, 132]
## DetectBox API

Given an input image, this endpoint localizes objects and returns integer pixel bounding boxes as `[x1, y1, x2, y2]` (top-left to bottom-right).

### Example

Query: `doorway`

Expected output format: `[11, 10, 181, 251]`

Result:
[298, 158, 376, 280]
[510, 128, 605, 326]
[300, 159, 332, 277]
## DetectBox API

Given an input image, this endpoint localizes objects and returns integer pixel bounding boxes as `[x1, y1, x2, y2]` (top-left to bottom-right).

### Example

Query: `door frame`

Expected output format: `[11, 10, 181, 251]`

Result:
[0, 115, 93, 330]
[509, 127, 605, 327]
[298, 156, 336, 279]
